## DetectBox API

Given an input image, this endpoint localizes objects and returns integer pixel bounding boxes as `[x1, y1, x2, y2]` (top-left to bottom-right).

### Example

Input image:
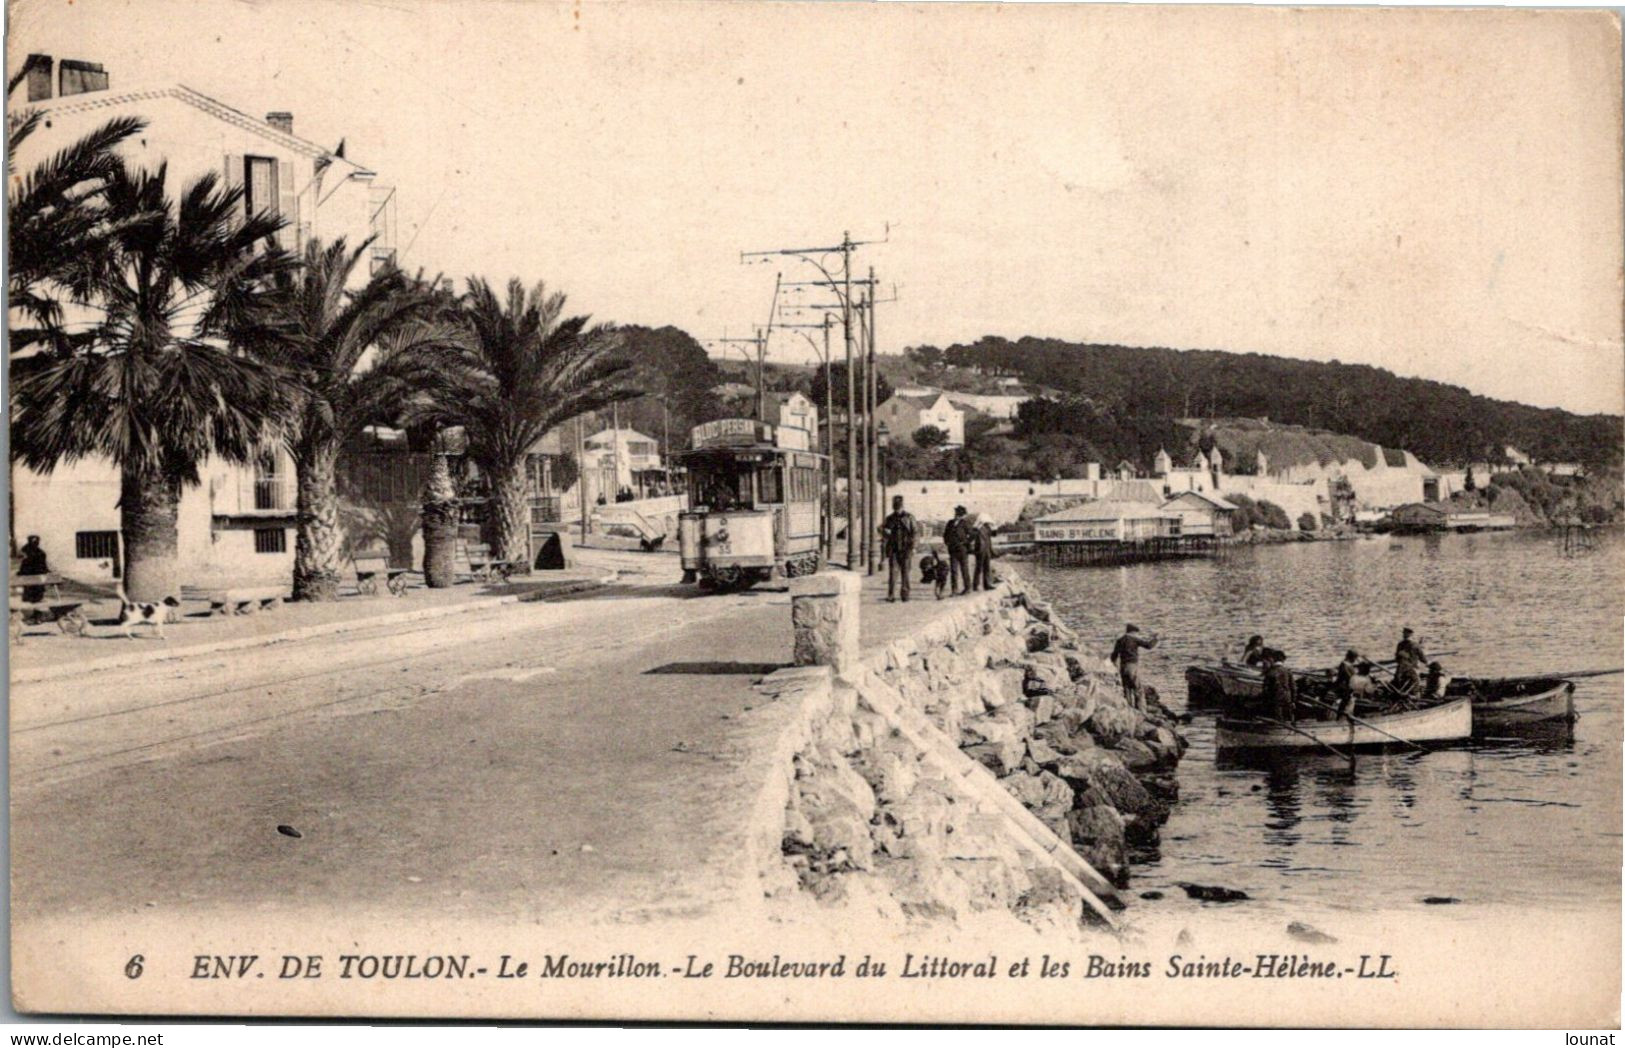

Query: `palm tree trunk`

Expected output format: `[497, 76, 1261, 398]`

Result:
[121, 463, 181, 601]
[488, 458, 531, 573]
[292, 439, 344, 601]
[421, 451, 458, 588]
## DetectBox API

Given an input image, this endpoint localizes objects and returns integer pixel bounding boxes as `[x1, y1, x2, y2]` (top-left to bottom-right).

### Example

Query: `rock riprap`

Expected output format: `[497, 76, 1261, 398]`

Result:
[774, 574, 1188, 934]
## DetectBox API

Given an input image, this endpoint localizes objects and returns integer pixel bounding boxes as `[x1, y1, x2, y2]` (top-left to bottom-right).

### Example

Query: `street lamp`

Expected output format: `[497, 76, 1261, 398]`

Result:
[876, 422, 890, 526]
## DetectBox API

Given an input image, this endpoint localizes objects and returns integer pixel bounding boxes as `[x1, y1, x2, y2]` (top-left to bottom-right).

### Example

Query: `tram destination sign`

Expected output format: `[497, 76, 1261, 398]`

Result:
[692, 418, 773, 449]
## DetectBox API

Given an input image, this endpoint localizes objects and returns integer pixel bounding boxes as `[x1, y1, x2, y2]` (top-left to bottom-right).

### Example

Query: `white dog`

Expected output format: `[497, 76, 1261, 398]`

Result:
[115, 594, 182, 639]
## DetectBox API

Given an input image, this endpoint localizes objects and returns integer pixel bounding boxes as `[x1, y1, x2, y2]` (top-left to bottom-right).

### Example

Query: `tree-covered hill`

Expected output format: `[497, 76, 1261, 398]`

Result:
[906, 336, 1623, 472]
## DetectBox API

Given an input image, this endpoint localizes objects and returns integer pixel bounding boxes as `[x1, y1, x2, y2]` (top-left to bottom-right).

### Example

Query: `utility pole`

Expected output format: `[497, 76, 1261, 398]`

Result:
[576, 415, 589, 538]
[858, 286, 873, 574]
[775, 313, 838, 562]
[710, 332, 768, 419]
[740, 228, 889, 571]
[866, 265, 880, 576]
[758, 273, 782, 423]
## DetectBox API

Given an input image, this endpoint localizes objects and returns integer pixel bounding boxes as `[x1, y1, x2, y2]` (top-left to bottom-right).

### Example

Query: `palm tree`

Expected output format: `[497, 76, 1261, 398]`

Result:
[247, 239, 442, 600]
[10, 160, 293, 600]
[7, 79, 147, 333]
[418, 278, 636, 570]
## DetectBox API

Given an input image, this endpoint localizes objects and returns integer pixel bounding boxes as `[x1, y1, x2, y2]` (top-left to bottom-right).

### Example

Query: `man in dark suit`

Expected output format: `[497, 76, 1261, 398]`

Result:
[943, 505, 971, 596]
[881, 495, 918, 602]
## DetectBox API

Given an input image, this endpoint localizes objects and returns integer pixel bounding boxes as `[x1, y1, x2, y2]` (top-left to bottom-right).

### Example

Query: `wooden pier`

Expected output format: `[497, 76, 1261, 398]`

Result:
[1033, 535, 1226, 567]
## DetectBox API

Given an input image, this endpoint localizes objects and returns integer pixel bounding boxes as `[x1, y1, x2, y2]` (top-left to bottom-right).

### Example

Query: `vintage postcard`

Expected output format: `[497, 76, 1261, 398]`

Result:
[6, 0, 1621, 1027]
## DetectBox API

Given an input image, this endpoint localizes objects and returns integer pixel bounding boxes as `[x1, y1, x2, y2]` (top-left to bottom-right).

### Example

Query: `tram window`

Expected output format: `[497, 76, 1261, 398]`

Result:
[757, 467, 783, 504]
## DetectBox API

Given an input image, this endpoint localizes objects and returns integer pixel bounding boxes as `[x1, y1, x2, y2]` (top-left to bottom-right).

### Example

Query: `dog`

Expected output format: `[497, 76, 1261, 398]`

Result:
[116, 595, 182, 639]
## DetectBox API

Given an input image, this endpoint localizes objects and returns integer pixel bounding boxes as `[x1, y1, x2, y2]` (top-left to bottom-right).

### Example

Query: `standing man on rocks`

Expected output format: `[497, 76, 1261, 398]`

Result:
[943, 505, 971, 596]
[882, 494, 919, 603]
[1109, 623, 1159, 710]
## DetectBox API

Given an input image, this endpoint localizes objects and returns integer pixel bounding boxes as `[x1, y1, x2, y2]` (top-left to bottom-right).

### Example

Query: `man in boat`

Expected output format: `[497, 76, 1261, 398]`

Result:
[1394, 627, 1428, 695]
[1422, 661, 1453, 701]
[1334, 649, 1366, 720]
[1240, 634, 1266, 667]
[943, 505, 972, 596]
[1259, 648, 1297, 723]
[1110, 624, 1159, 710]
[881, 494, 919, 603]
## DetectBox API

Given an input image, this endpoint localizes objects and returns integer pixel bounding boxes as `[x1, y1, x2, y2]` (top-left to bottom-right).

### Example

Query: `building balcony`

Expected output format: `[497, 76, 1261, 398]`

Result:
[214, 475, 297, 521]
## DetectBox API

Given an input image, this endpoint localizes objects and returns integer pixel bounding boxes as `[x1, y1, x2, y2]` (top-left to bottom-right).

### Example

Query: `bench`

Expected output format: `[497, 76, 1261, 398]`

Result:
[453, 541, 518, 584]
[9, 573, 86, 641]
[351, 551, 412, 597]
[181, 584, 290, 617]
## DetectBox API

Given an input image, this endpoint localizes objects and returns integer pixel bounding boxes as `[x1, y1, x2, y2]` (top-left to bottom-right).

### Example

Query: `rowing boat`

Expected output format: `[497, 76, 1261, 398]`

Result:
[1215, 696, 1472, 749]
[1451, 676, 1576, 728]
[1186, 662, 1338, 707]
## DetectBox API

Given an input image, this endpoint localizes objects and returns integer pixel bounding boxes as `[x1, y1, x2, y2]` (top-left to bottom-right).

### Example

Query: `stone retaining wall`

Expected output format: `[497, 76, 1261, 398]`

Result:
[756, 573, 1186, 938]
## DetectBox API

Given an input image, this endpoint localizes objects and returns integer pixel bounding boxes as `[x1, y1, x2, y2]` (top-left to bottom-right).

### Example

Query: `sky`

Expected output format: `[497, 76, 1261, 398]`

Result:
[9, 0, 1624, 415]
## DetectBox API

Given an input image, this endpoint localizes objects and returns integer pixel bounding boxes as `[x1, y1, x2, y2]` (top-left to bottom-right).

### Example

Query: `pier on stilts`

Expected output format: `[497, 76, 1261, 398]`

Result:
[1034, 535, 1227, 567]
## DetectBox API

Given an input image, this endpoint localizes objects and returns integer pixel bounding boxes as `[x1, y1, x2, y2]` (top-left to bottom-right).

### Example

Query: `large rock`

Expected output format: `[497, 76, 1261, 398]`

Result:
[1023, 660, 1072, 698]
[979, 667, 1026, 711]
[1067, 804, 1130, 888]
[1111, 737, 1161, 772]
[964, 740, 1024, 777]
[1085, 703, 1141, 748]
[1034, 719, 1095, 758]
[990, 701, 1036, 739]
[960, 712, 1022, 749]
[1025, 691, 1058, 725]
[1054, 750, 1169, 836]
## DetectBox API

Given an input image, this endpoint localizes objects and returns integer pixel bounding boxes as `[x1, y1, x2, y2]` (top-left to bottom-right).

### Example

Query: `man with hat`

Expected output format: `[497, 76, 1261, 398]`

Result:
[1333, 648, 1367, 721]
[1109, 623, 1160, 710]
[881, 494, 919, 602]
[943, 505, 972, 596]
[1260, 648, 1297, 724]
[1393, 627, 1427, 696]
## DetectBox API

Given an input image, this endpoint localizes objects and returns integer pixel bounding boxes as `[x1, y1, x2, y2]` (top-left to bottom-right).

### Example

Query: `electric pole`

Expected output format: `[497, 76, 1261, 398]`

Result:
[867, 265, 881, 576]
[741, 229, 889, 571]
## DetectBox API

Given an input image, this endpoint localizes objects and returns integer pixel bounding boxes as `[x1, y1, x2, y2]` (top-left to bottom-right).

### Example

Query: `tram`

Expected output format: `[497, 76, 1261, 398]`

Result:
[676, 418, 827, 590]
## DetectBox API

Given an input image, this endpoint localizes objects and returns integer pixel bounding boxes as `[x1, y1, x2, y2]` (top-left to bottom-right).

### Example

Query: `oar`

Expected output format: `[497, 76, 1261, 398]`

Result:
[1297, 694, 1430, 753]
[1259, 716, 1357, 767]
[1530, 667, 1622, 681]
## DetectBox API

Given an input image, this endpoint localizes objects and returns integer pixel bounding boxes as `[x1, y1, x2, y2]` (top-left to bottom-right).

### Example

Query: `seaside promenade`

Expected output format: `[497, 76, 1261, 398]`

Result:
[10, 552, 1016, 931]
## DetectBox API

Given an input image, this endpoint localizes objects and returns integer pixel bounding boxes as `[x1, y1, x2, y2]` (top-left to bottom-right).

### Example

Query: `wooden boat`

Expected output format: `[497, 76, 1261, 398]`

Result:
[1186, 662, 1337, 708]
[1215, 696, 1472, 749]
[1451, 676, 1576, 728]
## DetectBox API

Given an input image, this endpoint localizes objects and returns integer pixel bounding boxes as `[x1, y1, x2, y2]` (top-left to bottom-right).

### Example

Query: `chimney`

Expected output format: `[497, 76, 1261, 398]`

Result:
[58, 58, 109, 97]
[266, 111, 293, 135]
[24, 54, 53, 102]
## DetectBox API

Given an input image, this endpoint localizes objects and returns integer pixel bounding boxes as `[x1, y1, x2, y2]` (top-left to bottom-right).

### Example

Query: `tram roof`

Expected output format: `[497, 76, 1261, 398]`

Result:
[676, 443, 828, 463]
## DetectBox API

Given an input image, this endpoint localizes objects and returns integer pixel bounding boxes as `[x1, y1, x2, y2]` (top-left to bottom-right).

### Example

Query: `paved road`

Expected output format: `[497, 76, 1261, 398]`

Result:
[12, 575, 795, 926]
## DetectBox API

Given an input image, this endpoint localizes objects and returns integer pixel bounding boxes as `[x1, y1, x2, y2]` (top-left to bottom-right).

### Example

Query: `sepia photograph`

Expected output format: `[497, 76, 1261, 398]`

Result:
[4, 0, 1622, 1028]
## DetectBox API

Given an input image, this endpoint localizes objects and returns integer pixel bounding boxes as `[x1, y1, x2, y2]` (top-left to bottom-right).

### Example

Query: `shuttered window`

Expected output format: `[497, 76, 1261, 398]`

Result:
[254, 528, 288, 554]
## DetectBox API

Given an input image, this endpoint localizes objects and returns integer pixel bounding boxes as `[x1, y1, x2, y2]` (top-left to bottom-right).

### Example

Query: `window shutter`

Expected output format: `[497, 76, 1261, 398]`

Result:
[223, 153, 243, 227]
[276, 159, 299, 251]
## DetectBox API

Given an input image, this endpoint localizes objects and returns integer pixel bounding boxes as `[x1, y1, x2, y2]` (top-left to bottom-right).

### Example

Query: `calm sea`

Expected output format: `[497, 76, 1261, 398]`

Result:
[1024, 529, 1623, 916]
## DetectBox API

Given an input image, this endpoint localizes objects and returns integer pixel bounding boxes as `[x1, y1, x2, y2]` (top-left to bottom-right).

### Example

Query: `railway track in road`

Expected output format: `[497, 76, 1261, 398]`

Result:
[12, 588, 777, 791]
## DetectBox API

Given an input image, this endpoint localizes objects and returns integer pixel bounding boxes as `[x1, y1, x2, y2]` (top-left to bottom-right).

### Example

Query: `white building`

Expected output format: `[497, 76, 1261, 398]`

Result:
[582, 428, 664, 503]
[875, 391, 966, 447]
[763, 391, 819, 446]
[1032, 501, 1182, 543]
[945, 392, 1028, 421]
[1160, 490, 1238, 537]
[10, 60, 396, 586]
